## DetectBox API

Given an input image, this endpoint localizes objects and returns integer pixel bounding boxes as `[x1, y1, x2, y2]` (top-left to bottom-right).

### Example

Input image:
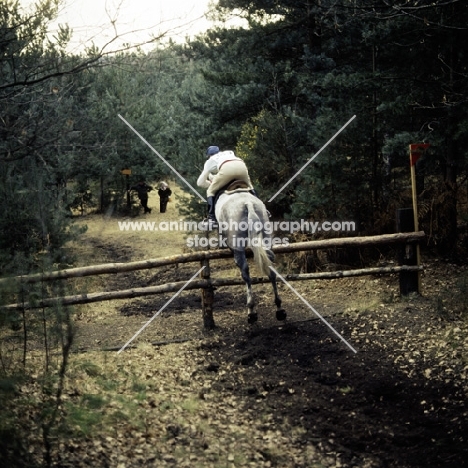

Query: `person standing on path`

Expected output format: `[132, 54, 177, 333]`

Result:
[158, 181, 172, 213]
[129, 179, 153, 214]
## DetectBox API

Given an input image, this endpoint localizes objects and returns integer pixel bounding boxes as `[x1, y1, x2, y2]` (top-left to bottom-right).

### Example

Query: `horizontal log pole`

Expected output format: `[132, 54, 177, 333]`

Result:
[0, 231, 425, 285]
[0, 250, 233, 286]
[273, 231, 425, 253]
[1, 264, 423, 310]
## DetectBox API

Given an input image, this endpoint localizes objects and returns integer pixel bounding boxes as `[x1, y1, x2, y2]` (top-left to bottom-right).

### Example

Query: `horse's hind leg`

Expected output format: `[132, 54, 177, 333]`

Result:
[233, 250, 257, 323]
[266, 250, 287, 321]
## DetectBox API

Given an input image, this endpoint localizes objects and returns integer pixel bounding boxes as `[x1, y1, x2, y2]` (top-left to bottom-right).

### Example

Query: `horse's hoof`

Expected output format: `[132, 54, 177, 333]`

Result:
[248, 313, 258, 324]
[276, 309, 287, 321]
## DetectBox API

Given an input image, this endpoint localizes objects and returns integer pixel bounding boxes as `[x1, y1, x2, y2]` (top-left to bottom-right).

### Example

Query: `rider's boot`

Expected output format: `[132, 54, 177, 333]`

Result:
[201, 196, 218, 230]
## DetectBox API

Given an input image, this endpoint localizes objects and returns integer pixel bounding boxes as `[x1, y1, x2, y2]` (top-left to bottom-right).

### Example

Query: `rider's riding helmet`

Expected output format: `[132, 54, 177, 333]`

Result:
[206, 146, 219, 158]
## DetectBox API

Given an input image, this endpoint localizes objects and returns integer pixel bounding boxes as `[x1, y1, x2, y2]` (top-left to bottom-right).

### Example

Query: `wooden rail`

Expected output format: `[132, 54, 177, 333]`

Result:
[2, 265, 423, 311]
[0, 232, 425, 319]
[0, 231, 425, 285]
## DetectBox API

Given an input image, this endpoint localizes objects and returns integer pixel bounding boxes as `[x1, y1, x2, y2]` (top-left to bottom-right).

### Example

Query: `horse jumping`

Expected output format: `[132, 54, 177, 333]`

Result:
[215, 188, 287, 324]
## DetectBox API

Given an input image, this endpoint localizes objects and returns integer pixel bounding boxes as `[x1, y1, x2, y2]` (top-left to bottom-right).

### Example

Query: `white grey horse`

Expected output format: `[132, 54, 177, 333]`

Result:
[215, 189, 287, 324]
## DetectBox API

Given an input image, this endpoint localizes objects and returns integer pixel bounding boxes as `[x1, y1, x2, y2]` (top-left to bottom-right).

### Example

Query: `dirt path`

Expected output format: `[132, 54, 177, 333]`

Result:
[58, 189, 468, 467]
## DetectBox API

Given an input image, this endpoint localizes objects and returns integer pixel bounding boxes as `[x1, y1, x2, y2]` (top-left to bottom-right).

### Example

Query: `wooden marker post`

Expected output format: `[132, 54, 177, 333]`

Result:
[408, 143, 430, 294]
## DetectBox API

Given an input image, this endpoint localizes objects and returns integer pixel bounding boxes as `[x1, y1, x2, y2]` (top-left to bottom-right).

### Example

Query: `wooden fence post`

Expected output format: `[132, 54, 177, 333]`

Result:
[396, 208, 420, 295]
[199, 233, 215, 329]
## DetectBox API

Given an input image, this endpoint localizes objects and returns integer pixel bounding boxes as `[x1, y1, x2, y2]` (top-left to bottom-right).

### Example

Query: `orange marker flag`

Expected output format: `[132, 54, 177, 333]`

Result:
[409, 143, 430, 166]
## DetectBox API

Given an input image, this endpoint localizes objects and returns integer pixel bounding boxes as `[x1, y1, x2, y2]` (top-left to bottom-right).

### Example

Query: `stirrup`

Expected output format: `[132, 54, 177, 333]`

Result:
[200, 218, 219, 231]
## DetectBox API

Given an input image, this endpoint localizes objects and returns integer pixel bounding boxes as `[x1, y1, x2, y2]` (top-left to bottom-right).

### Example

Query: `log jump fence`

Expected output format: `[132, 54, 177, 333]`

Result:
[1, 231, 425, 329]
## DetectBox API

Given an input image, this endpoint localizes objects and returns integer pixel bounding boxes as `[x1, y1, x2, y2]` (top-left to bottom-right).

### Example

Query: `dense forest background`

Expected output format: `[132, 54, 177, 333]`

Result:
[2, 0, 468, 276]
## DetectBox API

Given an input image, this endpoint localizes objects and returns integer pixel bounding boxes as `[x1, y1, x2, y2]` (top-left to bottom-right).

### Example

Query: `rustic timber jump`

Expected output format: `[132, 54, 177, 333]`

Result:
[1, 231, 425, 329]
[1, 231, 425, 285]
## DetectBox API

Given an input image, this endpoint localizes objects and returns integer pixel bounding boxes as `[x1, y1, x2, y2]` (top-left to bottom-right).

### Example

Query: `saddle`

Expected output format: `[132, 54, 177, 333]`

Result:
[214, 179, 251, 204]
[224, 179, 251, 193]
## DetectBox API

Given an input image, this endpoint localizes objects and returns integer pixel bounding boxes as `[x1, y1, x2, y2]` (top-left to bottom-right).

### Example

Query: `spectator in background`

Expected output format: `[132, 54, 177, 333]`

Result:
[158, 181, 172, 213]
[129, 179, 153, 214]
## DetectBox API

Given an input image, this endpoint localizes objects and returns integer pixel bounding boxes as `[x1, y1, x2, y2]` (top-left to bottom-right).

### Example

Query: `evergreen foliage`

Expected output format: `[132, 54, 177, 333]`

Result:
[2, 0, 468, 464]
[2, 1, 468, 260]
[191, 0, 468, 250]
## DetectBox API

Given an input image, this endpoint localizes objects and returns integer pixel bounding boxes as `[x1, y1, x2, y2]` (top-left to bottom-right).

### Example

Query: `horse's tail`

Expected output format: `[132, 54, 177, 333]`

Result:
[246, 201, 272, 277]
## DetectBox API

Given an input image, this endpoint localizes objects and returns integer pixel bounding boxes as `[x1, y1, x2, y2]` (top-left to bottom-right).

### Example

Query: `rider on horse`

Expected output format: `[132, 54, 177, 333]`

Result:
[197, 145, 257, 230]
